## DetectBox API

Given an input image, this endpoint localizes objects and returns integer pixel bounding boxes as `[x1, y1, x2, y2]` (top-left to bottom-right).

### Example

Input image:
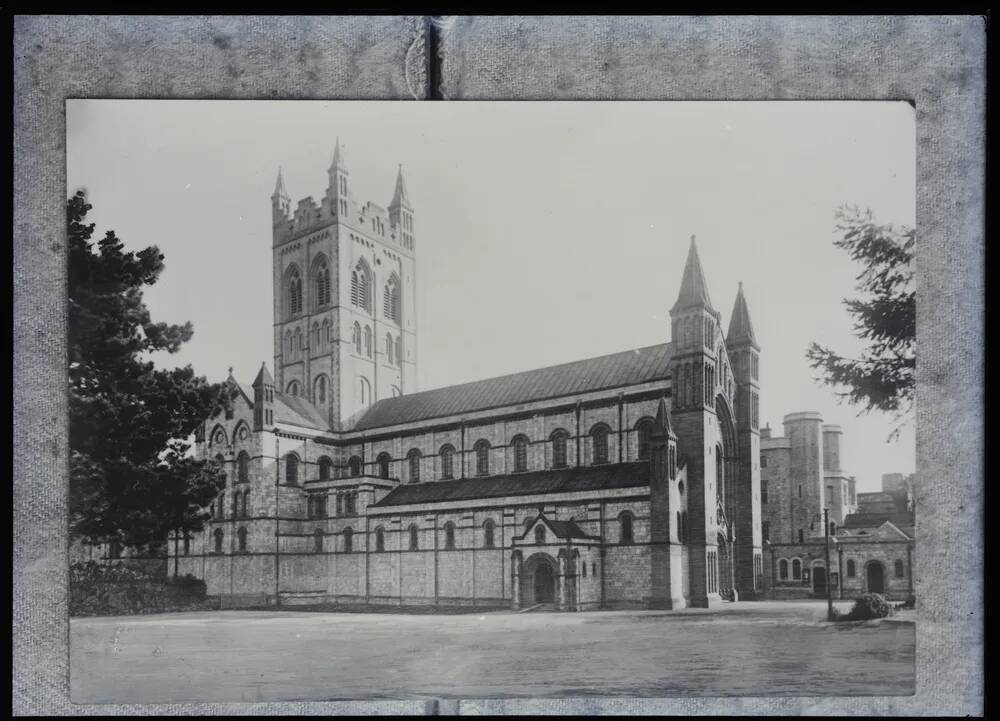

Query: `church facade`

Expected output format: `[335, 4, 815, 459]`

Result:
[171, 146, 764, 611]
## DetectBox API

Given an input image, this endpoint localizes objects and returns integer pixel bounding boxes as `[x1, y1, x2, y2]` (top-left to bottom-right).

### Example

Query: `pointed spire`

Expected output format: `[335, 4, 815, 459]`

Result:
[329, 137, 347, 174]
[727, 281, 759, 348]
[389, 164, 411, 210]
[651, 397, 674, 438]
[252, 361, 274, 388]
[272, 166, 289, 199]
[671, 234, 716, 314]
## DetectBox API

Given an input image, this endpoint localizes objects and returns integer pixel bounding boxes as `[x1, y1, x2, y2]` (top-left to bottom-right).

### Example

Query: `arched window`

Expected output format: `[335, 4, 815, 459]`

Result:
[483, 519, 495, 548]
[550, 429, 569, 469]
[679, 480, 685, 495]
[798, 529, 804, 543]
[211, 427, 227, 448]
[343, 527, 353, 553]
[762, 521, 770, 542]
[894, 559, 905, 578]
[792, 559, 802, 580]
[237, 527, 247, 552]
[232, 492, 240, 518]
[846, 559, 856, 577]
[286, 380, 300, 396]
[348, 456, 361, 477]
[534, 525, 546, 545]
[444, 522, 456, 550]
[285, 454, 299, 484]
[214, 453, 226, 484]
[313, 257, 331, 307]
[358, 376, 372, 406]
[318, 456, 332, 482]
[761, 479, 768, 505]
[374, 527, 385, 552]
[285, 331, 294, 357]
[350, 259, 371, 312]
[386, 333, 394, 364]
[669, 446, 676, 479]
[408, 524, 419, 550]
[779, 559, 789, 580]
[323, 318, 331, 346]
[286, 266, 302, 316]
[314, 529, 324, 552]
[242, 489, 250, 517]
[376, 452, 391, 480]
[311, 321, 321, 350]
[591, 424, 610, 465]
[395, 336, 402, 366]
[407, 448, 422, 483]
[474, 440, 491, 476]
[383, 273, 400, 323]
[314, 375, 328, 405]
[237, 451, 249, 483]
[635, 418, 654, 460]
[512, 435, 529, 473]
[439, 444, 455, 480]
[363, 325, 372, 358]
[618, 511, 634, 544]
[213, 528, 224, 554]
[353, 321, 362, 355]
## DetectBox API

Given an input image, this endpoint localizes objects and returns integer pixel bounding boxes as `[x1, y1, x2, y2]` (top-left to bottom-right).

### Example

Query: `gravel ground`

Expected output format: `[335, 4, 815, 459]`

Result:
[70, 600, 914, 702]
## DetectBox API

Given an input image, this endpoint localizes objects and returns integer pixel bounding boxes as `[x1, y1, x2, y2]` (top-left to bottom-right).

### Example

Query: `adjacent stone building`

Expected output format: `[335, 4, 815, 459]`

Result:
[761, 415, 915, 602]
[168, 147, 765, 611]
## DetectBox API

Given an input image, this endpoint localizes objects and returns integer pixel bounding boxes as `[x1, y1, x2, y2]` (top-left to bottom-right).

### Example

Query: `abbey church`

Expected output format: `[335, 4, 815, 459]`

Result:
[172, 143, 765, 611]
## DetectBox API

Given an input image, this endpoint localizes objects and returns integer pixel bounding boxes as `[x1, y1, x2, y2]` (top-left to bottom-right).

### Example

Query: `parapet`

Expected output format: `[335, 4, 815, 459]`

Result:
[783, 411, 824, 424]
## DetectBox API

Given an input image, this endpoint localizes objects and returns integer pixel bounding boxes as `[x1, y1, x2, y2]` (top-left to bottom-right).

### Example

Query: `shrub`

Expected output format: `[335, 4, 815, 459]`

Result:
[838, 592, 893, 621]
[70, 561, 212, 617]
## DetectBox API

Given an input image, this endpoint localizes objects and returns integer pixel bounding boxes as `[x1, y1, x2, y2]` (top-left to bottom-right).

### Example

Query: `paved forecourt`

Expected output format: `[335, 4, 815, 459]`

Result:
[70, 601, 915, 703]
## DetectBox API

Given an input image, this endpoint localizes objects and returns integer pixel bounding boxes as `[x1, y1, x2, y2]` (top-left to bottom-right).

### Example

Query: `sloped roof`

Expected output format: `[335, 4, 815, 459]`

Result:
[274, 393, 329, 429]
[726, 282, 758, 347]
[371, 461, 650, 508]
[843, 511, 915, 530]
[671, 236, 716, 313]
[352, 343, 672, 431]
[541, 518, 595, 540]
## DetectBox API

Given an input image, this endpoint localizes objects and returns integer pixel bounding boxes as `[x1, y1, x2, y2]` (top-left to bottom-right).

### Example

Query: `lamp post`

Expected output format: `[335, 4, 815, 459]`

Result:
[823, 507, 834, 621]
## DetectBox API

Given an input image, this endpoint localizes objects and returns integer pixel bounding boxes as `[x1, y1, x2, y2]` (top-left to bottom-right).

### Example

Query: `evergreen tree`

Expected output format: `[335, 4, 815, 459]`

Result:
[806, 205, 915, 438]
[68, 191, 231, 553]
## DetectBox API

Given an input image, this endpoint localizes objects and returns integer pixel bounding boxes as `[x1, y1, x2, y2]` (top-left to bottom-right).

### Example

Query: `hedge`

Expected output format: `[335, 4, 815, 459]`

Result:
[70, 561, 216, 617]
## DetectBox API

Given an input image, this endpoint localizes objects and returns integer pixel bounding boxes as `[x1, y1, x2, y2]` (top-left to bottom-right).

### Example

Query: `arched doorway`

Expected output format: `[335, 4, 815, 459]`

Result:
[522, 553, 559, 607]
[866, 561, 885, 594]
[813, 566, 827, 595]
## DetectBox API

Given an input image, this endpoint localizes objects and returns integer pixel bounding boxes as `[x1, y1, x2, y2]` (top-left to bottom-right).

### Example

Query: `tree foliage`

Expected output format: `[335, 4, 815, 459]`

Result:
[806, 205, 915, 435]
[68, 191, 231, 552]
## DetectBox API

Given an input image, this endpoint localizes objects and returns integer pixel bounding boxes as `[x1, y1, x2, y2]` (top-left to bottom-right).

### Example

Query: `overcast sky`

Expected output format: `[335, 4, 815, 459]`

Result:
[67, 100, 915, 492]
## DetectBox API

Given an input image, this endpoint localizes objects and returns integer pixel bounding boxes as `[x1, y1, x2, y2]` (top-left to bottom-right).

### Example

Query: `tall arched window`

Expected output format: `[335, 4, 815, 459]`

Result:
[350, 259, 371, 312]
[762, 521, 770, 542]
[318, 456, 332, 482]
[376, 452, 391, 480]
[618, 511, 634, 544]
[894, 559, 905, 578]
[474, 439, 490, 476]
[286, 266, 302, 317]
[439, 444, 455, 480]
[846, 559, 856, 577]
[383, 273, 400, 323]
[363, 325, 372, 358]
[353, 321, 362, 355]
[358, 376, 371, 406]
[343, 527, 353, 553]
[285, 454, 299, 484]
[385, 333, 394, 364]
[635, 418, 654, 460]
[242, 489, 250, 517]
[213, 528, 224, 553]
[348, 456, 361, 477]
[286, 380, 300, 396]
[313, 257, 331, 307]
[311, 321, 321, 349]
[407, 448, 422, 483]
[550, 429, 569, 469]
[591, 424, 610, 465]
[374, 527, 385, 552]
[314, 529, 324, 552]
[512, 435, 529, 473]
[237, 527, 248, 552]
[792, 559, 802, 580]
[314, 374, 328, 405]
[444, 522, 456, 550]
[779, 559, 789, 580]
[232, 492, 240, 518]
[237, 451, 249, 483]
[409, 524, 419, 550]
[483, 519, 495, 548]
[395, 336, 402, 366]
[322, 318, 331, 346]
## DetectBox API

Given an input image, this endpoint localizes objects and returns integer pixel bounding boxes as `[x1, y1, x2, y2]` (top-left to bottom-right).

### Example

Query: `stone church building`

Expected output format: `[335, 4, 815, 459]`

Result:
[171, 145, 765, 611]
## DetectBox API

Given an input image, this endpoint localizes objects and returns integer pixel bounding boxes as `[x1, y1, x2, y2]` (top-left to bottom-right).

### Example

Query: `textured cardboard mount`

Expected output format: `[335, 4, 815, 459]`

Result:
[13, 15, 983, 716]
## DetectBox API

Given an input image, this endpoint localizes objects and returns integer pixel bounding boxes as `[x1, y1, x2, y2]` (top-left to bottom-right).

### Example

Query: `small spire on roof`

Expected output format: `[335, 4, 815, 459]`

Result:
[272, 166, 289, 199]
[389, 163, 411, 210]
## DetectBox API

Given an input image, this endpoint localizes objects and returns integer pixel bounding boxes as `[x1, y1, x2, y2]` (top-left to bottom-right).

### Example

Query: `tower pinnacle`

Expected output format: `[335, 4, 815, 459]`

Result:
[671, 235, 716, 313]
[389, 164, 411, 210]
[727, 282, 759, 349]
[272, 166, 289, 199]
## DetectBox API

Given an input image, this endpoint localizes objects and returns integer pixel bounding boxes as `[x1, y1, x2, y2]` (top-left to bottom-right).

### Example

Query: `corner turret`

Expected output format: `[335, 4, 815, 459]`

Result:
[252, 362, 275, 431]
